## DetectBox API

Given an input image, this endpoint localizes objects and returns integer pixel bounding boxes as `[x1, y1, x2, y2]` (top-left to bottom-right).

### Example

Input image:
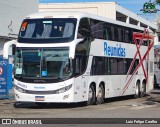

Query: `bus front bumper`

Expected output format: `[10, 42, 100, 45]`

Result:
[14, 88, 76, 103]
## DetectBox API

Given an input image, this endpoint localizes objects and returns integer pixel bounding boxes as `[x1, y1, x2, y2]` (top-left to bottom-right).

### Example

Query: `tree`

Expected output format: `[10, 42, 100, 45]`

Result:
[156, 0, 160, 3]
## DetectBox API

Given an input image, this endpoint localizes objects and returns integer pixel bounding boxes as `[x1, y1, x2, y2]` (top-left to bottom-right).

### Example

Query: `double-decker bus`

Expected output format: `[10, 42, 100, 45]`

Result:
[5, 11, 154, 105]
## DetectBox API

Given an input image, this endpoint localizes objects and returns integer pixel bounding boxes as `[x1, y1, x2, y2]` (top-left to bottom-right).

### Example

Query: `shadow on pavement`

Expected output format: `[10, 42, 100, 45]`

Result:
[13, 95, 146, 109]
[145, 89, 160, 104]
[13, 101, 87, 109]
[146, 97, 160, 103]
[151, 88, 160, 95]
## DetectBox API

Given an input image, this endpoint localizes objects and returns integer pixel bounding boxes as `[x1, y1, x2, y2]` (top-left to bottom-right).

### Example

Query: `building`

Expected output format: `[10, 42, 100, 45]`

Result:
[0, 0, 38, 98]
[39, 2, 159, 45]
[0, 0, 39, 56]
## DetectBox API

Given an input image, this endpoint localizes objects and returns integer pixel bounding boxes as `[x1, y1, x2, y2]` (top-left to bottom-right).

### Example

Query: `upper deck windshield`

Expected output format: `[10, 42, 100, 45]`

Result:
[18, 18, 77, 43]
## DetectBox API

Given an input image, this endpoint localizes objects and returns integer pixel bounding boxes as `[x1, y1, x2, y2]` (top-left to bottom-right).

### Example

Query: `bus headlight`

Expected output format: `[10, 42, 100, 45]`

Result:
[14, 85, 26, 93]
[55, 84, 72, 94]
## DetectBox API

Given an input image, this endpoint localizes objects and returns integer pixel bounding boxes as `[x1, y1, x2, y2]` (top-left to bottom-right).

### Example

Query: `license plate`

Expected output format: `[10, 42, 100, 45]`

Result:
[35, 96, 45, 101]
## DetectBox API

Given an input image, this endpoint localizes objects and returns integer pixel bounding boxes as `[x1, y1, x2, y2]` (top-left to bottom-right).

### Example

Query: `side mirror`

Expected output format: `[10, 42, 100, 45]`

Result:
[3, 40, 16, 59]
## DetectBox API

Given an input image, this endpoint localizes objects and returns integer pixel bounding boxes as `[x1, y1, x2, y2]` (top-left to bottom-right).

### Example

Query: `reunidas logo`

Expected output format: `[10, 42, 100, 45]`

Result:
[104, 42, 126, 57]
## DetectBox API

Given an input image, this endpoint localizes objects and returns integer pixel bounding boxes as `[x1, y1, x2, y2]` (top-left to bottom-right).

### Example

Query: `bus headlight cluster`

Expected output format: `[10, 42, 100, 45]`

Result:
[14, 84, 72, 94]
[55, 84, 72, 94]
[14, 84, 26, 93]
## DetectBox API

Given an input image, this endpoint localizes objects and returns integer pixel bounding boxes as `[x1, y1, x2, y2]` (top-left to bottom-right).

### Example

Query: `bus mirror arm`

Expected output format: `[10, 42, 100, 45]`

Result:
[3, 40, 17, 59]
[69, 38, 84, 59]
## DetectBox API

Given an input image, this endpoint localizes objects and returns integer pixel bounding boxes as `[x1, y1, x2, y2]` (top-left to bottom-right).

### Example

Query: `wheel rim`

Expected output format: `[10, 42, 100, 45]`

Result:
[135, 85, 139, 95]
[135, 84, 139, 98]
[96, 85, 104, 104]
[97, 87, 103, 101]
[141, 83, 145, 97]
[142, 85, 144, 93]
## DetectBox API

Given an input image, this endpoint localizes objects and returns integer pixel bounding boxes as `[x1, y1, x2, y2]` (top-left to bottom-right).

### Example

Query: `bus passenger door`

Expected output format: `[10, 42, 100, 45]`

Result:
[74, 55, 87, 102]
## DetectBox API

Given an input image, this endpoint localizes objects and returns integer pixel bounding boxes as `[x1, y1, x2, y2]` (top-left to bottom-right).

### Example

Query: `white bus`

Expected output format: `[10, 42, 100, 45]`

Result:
[7, 11, 154, 105]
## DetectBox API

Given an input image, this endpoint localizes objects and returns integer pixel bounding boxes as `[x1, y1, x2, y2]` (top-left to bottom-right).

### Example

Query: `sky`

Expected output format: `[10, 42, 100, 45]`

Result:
[39, 0, 160, 21]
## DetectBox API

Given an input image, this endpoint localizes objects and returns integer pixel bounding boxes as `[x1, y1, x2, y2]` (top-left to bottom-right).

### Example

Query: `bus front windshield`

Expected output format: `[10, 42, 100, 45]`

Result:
[14, 48, 72, 80]
[18, 18, 77, 43]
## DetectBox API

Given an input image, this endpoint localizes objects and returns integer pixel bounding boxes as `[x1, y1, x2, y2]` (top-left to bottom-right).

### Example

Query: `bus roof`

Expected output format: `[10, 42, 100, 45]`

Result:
[27, 11, 85, 19]
[26, 11, 151, 32]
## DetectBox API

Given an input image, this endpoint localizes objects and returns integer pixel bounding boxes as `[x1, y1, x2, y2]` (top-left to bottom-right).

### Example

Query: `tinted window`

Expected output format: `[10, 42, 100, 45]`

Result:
[18, 18, 77, 43]
[88, 18, 148, 46]
[91, 56, 139, 75]
[77, 18, 91, 38]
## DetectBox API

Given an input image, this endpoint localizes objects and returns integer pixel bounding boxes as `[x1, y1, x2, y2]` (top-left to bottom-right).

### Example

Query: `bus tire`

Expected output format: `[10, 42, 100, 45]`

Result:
[134, 82, 140, 99]
[86, 85, 95, 105]
[13, 102, 22, 108]
[140, 82, 146, 98]
[96, 85, 105, 105]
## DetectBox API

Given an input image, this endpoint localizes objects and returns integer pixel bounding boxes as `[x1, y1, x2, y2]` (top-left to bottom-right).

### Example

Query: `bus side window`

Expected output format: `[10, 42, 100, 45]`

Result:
[114, 27, 118, 41]
[130, 30, 134, 44]
[117, 27, 123, 42]
[77, 18, 91, 38]
[111, 26, 115, 41]
[90, 19, 104, 39]
[124, 28, 130, 43]
[103, 23, 111, 40]
[111, 58, 118, 75]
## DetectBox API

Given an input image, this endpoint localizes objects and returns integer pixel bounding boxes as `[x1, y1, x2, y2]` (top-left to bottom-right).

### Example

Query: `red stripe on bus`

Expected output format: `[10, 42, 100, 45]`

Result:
[120, 29, 154, 96]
